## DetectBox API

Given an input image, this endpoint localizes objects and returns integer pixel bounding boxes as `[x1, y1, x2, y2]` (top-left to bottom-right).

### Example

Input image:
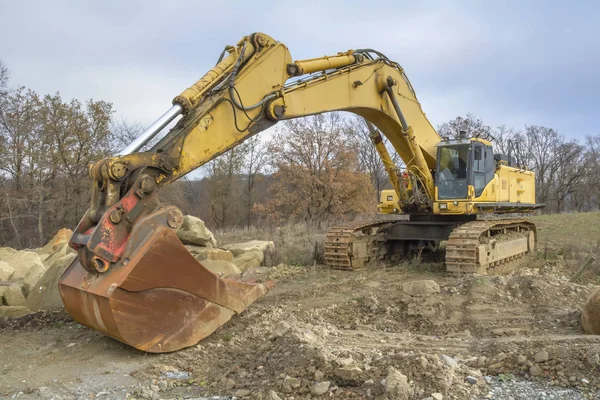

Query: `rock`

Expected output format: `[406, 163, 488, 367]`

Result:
[185, 246, 233, 262]
[225, 378, 236, 390]
[200, 260, 241, 278]
[176, 215, 217, 247]
[267, 391, 282, 400]
[586, 352, 599, 366]
[273, 320, 291, 337]
[0, 261, 14, 280]
[1, 251, 46, 295]
[0, 306, 33, 318]
[27, 253, 77, 311]
[335, 366, 363, 381]
[4, 284, 26, 306]
[402, 280, 440, 297]
[476, 356, 488, 367]
[311, 381, 330, 395]
[432, 394, 443, 400]
[221, 240, 275, 257]
[335, 357, 355, 367]
[234, 389, 251, 397]
[534, 350, 549, 363]
[530, 365, 543, 376]
[582, 287, 600, 334]
[465, 376, 478, 385]
[517, 355, 527, 364]
[314, 370, 325, 381]
[0, 247, 17, 259]
[439, 354, 458, 368]
[384, 366, 413, 399]
[41, 243, 75, 268]
[232, 250, 264, 271]
[38, 229, 73, 256]
[283, 376, 301, 389]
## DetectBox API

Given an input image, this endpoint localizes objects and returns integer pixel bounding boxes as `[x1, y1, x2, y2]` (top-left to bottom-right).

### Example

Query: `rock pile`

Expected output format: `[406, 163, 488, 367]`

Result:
[0, 228, 76, 318]
[0, 215, 275, 319]
[180, 216, 275, 277]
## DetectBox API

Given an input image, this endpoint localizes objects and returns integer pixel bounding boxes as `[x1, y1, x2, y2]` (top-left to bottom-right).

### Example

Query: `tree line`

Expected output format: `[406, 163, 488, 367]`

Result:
[1, 59, 598, 248]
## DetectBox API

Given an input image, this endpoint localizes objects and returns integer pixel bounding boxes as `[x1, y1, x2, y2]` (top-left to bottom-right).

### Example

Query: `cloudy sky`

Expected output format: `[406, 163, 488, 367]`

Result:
[1, 1, 599, 141]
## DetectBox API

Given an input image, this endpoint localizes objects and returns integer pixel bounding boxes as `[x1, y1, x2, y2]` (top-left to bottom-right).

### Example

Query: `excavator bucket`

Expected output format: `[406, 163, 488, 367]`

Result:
[58, 191, 271, 353]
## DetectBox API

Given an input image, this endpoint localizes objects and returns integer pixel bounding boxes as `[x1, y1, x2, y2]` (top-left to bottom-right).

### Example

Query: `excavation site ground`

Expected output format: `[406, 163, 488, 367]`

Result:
[1, 211, 600, 400]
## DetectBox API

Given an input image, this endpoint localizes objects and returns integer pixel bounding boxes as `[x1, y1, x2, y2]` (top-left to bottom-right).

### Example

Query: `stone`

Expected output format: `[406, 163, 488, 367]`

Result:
[0, 247, 17, 259]
[534, 350, 549, 363]
[283, 376, 301, 389]
[582, 287, 600, 334]
[38, 229, 73, 256]
[267, 391, 282, 400]
[4, 284, 26, 306]
[335, 366, 363, 381]
[530, 365, 543, 376]
[517, 355, 527, 364]
[176, 215, 217, 247]
[221, 240, 275, 257]
[402, 280, 440, 297]
[0, 261, 14, 280]
[314, 370, 325, 381]
[234, 389, 251, 397]
[384, 366, 413, 399]
[0, 306, 33, 318]
[432, 394, 443, 400]
[1, 251, 46, 295]
[586, 352, 599, 366]
[41, 243, 75, 268]
[311, 381, 330, 395]
[185, 246, 233, 262]
[438, 354, 458, 368]
[465, 376, 478, 385]
[273, 320, 291, 337]
[200, 260, 241, 278]
[27, 253, 77, 311]
[225, 378, 236, 390]
[232, 250, 264, 271]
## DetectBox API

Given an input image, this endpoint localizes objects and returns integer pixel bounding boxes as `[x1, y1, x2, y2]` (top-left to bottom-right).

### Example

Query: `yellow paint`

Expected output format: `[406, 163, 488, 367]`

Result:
[434, 164, 537, 215]
[90, 32, 538, 222]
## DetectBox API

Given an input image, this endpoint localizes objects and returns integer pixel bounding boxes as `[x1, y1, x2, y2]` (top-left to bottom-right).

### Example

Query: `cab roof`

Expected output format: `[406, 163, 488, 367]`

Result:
[436, 137, 492, 147]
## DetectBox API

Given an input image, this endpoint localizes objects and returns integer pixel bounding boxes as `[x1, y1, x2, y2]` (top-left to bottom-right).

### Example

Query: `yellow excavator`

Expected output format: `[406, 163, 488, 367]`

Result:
[58, 33, 543, 353]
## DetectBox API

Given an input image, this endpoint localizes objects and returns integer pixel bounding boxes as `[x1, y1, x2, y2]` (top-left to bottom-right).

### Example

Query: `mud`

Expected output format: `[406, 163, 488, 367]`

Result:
[1, 258, 599, 399]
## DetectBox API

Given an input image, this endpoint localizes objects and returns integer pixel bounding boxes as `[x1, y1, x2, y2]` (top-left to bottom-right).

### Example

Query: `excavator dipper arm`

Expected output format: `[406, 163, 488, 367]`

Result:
[59, 33, 440, 353]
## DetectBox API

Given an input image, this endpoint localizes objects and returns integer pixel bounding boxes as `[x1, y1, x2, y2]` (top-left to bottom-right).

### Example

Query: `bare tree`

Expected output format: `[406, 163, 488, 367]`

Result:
[0, 59, 9, 96]
[242, 136, 268, 228]
[257, 112, 374, 227]
[344, 116, 403, 201]
[438, 113, 493, 141]
[205, 145, 247, 228]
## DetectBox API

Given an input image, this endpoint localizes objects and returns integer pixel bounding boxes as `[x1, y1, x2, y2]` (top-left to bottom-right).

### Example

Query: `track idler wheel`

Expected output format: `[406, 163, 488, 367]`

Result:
[58, 206, 270, 353]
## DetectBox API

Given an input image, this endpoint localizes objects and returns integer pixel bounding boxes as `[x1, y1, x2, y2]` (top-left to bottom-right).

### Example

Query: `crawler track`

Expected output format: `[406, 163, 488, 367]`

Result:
[445, 219, 536, 274]
[324, 220, 392, 269]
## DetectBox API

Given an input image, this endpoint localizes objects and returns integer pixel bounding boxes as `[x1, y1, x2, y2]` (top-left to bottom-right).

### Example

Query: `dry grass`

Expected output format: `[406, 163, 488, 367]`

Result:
[529, 211, 600, 283]
[213, 222, 326, 266]
[213, 212, 600, 282]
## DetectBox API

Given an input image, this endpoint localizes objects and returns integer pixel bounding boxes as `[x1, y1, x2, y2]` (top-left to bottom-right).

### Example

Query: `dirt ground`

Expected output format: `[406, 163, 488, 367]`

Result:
[1, 212, 600, 400]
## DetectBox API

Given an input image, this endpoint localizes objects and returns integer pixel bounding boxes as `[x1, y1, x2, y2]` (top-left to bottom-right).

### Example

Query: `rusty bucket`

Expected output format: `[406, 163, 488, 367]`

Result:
[59, 206, 270, 353]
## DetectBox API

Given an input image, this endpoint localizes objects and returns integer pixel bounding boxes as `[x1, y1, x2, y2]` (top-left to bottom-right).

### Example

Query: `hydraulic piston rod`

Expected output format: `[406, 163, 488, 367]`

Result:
[118, 104, 183, 156]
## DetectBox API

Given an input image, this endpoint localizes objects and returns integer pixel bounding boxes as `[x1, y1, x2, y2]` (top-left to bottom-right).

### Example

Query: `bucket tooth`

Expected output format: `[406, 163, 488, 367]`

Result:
[59, 226, 269, 353]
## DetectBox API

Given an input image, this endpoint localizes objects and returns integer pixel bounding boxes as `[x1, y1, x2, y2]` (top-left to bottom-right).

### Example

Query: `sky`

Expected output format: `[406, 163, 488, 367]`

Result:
[1, 1, 599, 141]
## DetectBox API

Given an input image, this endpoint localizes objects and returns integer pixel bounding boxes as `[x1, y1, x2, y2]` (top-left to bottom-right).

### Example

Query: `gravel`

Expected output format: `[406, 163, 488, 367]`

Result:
[477, 377, 592, 400]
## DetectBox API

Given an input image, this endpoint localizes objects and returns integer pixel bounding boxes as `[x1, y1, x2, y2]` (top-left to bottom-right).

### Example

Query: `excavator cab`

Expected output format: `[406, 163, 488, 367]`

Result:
[435, 138, 495, 201]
